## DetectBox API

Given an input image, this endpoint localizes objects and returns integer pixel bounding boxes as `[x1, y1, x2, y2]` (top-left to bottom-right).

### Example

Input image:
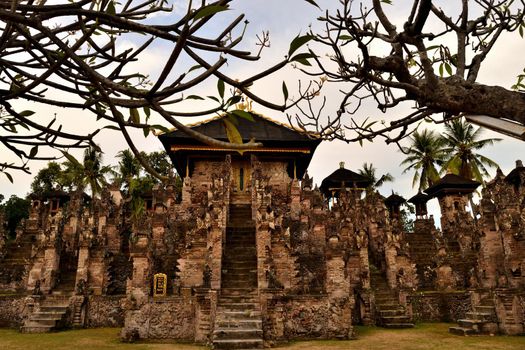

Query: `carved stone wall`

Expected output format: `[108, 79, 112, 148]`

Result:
[86, 296, 125, 327]
[408, 291, 470, 322]
[0, 295, 26, 327]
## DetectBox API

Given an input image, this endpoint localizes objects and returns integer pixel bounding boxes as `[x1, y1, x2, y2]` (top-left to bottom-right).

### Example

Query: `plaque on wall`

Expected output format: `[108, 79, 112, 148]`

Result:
[153, 273, 167, 297]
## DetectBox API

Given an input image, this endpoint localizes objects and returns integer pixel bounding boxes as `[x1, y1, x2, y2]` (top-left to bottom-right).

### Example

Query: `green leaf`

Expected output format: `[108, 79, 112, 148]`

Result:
[188, 64, 202, 73]
[226, 95, 242, 106]
[445, 62, 452, 75]
[152, 124, 170, 133]
[19, 110, 35, 117]
[143, 127, 150, 138]
[520, 24, 524, 38]
[227, 114, 238, 126]
[130, 108, 140, 124]
[106, 0, 116, 15]
[381, 0, 392, 4]
[29, 146, 38, 158]
[4, 172, 13, 183]
[231, 109, 254, 122]
[207, 95, 220, 103]
[186, 95, 204, 100]
[103, 125, 121, 131]
[290, 52, 317, 66]
[61, 151, 81, 167]
[223, 119, 243, 144]
[293, 58, 312, 66]
[143, 106, 151, 118]
[439, 63, 444, 77]
[193, 5, 229, 21]
[282, 81, 288, 102]
[338, 35, 353, 41]
[217, 79, 225, 99]
[303, 0, 321, 9]
[288, 34, 314, 57]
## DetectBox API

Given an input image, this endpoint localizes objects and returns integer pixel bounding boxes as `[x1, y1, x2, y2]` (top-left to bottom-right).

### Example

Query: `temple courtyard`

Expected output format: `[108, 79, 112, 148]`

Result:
[1, 324, 524, 350]
[0, 323, 525, 350]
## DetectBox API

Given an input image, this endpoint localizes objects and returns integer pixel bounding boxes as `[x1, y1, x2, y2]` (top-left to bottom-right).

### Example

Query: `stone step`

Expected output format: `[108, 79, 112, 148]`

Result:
[382, 315, 411, 323]
[222, 266, 257, 272]
[226, 231, 256, 236]
[219, 296, 258, 303]
[376, 297, 397, 303]
[20, 325, 54, 333]
[218, 302, 259, 311]
[215, 319, 262, 329]
[458, 319, 483, 328]
[50, 290, 74, 296]
[39, 306, 69, 312]
[449, 326, 479, 336]
[213, 328, 263, 339]
[31, 311, 65, 319]
[25, 319, 58, 327]
[376, 303, 404, 311]
[213, 338, 263, 349]
[475, 305, 495, 313]
[217, 310, 262, 320]
[379, 309, 405, 317]
[222, 268, 257, 274]
[222, 282, 257, 289]
[466, 312, 493, 321]
[221, 288, 257, 294]
[222, 277, 257, 284]
[223, 254, 257, 261]
[383, 323, 414, 329]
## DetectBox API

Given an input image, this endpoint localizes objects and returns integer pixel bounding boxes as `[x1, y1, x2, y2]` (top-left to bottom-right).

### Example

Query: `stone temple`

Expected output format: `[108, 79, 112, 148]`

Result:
[0, 111, 524, 348]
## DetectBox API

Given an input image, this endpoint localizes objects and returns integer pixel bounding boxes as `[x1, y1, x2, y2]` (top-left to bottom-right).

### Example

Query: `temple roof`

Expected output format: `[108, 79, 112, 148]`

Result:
[158, 111, 321, 179]
[504, 160, 525, 186]
[424, 173, 480, 198]
[319, 164, 371, 197]
[408, 192, 430, 204]
[384, 193, 406, 206]
[159, 113, 318, 143]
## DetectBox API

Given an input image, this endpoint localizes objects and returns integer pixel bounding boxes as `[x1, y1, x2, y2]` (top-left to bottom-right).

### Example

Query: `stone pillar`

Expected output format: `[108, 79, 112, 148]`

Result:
[256, 215, 271, 290]
[128, 232, 151, 295]
[290, 179, 301, 219]
[182, 176, 192, 205]
[383, 231, 401, 290]
[75, 245, 90, 291]
[209, 227, 222, 290]
[41, 245, 60, 293]
[326, 235, 350, 296]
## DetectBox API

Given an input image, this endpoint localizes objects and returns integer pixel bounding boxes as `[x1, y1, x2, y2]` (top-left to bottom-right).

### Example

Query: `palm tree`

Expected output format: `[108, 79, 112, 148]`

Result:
[440, 118, 501, 183]
[61, 147, 112, 197]
[400, 129, 447, 192]
[115, 149, 141, 191]
[358, 162, 394, 190]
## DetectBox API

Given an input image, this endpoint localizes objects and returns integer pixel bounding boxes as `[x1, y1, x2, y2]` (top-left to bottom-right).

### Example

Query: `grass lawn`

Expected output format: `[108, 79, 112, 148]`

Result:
[0, 323, 524, 350]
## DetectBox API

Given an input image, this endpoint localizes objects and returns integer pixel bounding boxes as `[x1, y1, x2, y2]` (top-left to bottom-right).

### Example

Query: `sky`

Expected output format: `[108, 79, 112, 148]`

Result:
[2, 0, 525, 221]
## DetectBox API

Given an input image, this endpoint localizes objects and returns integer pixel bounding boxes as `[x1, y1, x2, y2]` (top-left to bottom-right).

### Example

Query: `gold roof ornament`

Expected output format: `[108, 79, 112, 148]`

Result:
[234, 86, 253, 112]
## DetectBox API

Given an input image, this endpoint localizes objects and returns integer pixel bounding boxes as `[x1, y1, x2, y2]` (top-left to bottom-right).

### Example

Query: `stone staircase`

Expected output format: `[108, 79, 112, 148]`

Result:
[371, 270, 414, 329]
[21, 295, 70, 333]
[449, 297, 497, 335]
[213, 204, 263, 349]
[52, 270, 76, 296]
[497, 291, 524, 335]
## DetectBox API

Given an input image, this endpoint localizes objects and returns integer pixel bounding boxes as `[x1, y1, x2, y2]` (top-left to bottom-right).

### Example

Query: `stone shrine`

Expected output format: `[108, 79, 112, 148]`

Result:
[0, 112, 523, 348]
